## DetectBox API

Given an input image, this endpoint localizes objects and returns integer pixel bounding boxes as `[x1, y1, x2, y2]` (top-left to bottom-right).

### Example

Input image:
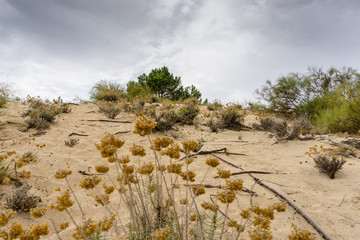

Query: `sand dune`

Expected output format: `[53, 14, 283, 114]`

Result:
[0, 102, 359, 239]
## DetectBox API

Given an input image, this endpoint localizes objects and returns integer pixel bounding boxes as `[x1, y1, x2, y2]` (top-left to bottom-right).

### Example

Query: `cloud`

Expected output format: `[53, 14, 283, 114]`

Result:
[0, 0, 359, 102]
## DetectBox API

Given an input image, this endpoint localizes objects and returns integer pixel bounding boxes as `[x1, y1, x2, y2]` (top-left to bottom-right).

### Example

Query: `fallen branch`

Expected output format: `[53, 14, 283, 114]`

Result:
[78, 170, 102, 176]
[82, 119, 132, 123]
[211, 154, 242, 169]
[214, 170, 274, 178]
[69, 133, 88, 137]
[252, 177, 331, 240]
[115, 131, 131, 135]
[212, 153, 331, 240]
[184, 184, 256, 195]
[178, 148, 227, 161]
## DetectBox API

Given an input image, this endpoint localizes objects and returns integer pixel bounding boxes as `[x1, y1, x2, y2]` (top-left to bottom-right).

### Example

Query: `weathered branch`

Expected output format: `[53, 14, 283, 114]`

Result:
[212, 153, 331, 240]
[82, 119, 132, 123]
[69, 133, 88, 137]
[252, 177, 331, 240]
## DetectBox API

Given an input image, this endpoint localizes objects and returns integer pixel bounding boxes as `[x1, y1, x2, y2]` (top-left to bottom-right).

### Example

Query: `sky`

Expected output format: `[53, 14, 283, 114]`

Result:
[1, 0, 360, 103]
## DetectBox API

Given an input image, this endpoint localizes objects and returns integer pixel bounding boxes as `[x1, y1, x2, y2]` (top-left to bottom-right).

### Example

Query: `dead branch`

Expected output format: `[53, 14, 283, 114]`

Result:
[212, 153, 331, 240]
[178, 148, 227, 161]
[211, 154, 243, 169]
[214, 170, 274, 178]
[69, 133, 88, 137]
[82, 119, 132, 123]
[115, 131, 131, 135]
[184, 184, 256, 195]
[252, 176, 331, 240]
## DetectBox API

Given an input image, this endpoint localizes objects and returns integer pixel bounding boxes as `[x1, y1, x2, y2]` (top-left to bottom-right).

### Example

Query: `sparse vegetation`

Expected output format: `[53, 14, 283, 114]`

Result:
[5, 184, 40, 212]
[256, 66, 360, 134]
[218, 103, 245, 130]
[22, 96, 70, 130]
[97, 101, 122, 119]
[90, 80, 125, 102]
[65, 139, 79, 147]
[306, 145, 353, 179]
[0, 82, 11, 108]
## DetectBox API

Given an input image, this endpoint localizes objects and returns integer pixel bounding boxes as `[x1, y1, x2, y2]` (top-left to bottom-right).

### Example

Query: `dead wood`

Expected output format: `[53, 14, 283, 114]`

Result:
[82, 119, 132, 123]
[252, 176, 331, 240]
[115, 131, 131, 135]
[212, 153, 331, 240]
[215, 170, 274, 178]
[185, 184, 256, 195]
[69, 133, 88, 137]
[178, 148, 246, 161]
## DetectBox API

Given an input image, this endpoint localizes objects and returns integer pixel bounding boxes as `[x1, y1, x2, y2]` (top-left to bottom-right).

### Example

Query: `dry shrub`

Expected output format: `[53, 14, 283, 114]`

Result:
[207, 99, 223, 111]
[97, 101, 122, 119]
[218, 103, 245, 130]
[22, 96, 70, 130]
[5, 184, 40, 212]
[153, 109, 178, 131]
[207, 117, 221, 132]
[306, 145, 350, 179]
[253, 116, 312, 140]
[177, 98, 200, 125]
[65, 138, 79, 147]
[314, 156, 346, 179]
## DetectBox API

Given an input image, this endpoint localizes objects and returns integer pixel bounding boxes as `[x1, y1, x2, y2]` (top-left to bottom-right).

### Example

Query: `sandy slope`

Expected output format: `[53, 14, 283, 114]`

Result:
[0, 102, 359, 239]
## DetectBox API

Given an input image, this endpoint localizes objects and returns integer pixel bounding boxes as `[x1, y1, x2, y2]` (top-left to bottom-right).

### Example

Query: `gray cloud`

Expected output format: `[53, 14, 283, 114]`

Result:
[0, 0, 359, 102]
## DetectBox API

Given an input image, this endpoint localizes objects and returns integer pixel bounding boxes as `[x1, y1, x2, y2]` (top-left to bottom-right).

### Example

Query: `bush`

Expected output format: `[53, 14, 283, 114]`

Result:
[65, 139, 79, 147]
[218, 103, 245, 130]
[306, 145, 350, 179]
[90, 80, 125, 102]
[207, 99, 223, 111]
[22, 97, 70, 130]
[0, 151, 16, 183]
[97, 101, 122, 119]
[0, 96, 6, 108]
[314, 156, 346, 179]
[0, 82, 12, 108]
[177, 98, 200, 125]
[5, 184, 40, 212]
[126, 81, 152, 100]
[207, 117, 221, 132]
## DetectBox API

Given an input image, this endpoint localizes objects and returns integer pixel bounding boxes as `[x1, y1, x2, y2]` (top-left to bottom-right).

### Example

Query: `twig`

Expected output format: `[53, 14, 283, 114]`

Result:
[184, 184, 256, 195]
[178, 148, 227, 161]
[69, 133, 88, 137]
[211, 154, 243, 169]
[214, 170, 274, 178]
[78, 170, 102, 176]
[338, 195, 346, 207]
[115, 131, 131, 135]
[82, 119, 132, 123]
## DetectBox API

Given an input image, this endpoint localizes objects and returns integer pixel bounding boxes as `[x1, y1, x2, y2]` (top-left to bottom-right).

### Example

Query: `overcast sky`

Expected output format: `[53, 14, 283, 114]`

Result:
[1, 0, 359, 103]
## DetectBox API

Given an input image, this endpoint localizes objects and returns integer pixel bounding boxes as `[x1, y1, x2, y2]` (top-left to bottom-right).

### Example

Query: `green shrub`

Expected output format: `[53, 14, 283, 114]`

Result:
[207, 99, 223, 111]
[177, 98, 200, 125]
[0, 96, 6, 108]
[0, 151, 15, 183]
[90, 80, 125, 102]
[126, 81, 152, 100]
[0, 82, 11, 108]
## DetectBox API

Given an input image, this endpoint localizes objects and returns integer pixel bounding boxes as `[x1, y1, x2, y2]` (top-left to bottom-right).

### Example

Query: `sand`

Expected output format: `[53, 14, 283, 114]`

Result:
[0, 102, 359, 239]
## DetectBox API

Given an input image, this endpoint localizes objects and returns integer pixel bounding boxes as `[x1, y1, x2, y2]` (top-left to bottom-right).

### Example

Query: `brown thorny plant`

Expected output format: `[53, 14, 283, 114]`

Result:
[305, 144, 355, 179]
[0, 115, 316, 239]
